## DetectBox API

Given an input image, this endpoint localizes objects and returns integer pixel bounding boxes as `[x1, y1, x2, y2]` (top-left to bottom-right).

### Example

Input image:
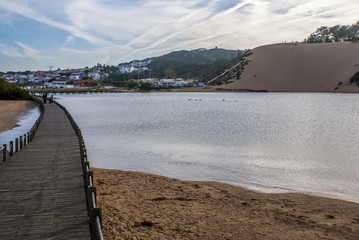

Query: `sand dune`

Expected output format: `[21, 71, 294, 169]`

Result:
[219, 42, 359, 92]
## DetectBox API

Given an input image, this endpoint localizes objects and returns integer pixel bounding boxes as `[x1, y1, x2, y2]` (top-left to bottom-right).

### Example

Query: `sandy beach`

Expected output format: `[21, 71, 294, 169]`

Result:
[0, 100, 37, 133]
[94, 168, 359, 240]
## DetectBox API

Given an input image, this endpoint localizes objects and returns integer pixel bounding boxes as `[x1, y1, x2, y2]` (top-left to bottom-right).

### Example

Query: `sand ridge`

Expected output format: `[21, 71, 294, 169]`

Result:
[94, 168, 359, 240]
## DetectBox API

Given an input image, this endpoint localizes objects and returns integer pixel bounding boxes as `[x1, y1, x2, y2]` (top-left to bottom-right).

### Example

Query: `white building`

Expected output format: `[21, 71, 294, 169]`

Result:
[69, 73, 82, 81]
[45, 80, 73, 88]
[88, 72, 101, 80]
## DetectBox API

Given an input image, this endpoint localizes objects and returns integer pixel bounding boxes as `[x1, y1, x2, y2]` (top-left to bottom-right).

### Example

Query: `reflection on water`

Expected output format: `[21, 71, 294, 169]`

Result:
[0, 105, 41, 146]
[57, 93, 359, 202]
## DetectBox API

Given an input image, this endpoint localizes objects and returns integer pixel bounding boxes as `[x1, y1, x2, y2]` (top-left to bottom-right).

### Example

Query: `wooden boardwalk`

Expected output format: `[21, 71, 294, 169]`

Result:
[0, 103, 90, 239]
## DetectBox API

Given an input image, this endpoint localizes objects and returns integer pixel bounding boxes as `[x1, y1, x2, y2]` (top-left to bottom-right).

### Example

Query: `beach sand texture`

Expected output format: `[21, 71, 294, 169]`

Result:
[0, 100, 36, 133]
[220, 42, 359, 92]
[94, 168, 359, 240]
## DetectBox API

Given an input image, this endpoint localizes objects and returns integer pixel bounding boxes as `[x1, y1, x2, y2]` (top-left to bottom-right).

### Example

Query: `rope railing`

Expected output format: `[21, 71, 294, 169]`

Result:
[1, 96, 45, 163]
[53, 100, 104, 240]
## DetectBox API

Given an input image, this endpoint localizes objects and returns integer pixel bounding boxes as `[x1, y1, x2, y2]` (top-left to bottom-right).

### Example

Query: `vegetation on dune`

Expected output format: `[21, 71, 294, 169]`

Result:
[304, 20, 359, 43]
[350, 72, 359, 87]
[0, 78, 31, 100]
[303, 20, 359, 89]
[207, 50, 253, 86]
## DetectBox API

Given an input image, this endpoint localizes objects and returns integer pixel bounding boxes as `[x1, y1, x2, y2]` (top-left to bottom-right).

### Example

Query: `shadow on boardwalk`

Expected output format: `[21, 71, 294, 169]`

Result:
[0, 102, 90, 239]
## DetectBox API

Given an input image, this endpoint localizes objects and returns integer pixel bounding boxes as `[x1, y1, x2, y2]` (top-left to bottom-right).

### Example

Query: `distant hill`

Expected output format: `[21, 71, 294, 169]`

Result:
[148, 48, 238, 64]
[146, 48, 238, 80]
[209, 42, 359, 92]
[108, 48, 238, 85]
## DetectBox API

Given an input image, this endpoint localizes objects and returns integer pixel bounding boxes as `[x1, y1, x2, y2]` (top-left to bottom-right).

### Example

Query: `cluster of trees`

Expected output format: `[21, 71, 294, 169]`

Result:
[103, 71, 148, 87]
[0, 78, 31, 100]
[148, 58, 231, 81]
[304, 21, 359, 43]
[117, 81, 152, 91]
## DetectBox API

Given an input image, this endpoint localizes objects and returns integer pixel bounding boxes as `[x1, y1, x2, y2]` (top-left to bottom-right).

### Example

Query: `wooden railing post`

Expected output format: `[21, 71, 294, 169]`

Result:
[10, 141, 14, 156]
[2, 144, 7, 161]
[15, 138, 19, 152]
[20, 136, 23, 149]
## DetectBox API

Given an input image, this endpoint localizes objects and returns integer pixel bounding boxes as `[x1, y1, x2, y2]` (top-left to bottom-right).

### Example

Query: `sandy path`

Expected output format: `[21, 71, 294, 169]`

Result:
[94, 168, 359, 240]
[0, 100, 36, 133]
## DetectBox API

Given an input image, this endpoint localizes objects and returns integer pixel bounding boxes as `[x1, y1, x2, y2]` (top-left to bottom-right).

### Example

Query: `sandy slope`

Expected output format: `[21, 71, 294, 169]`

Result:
[220, 42, 359, 92]
[0, 100, 36, 132]
[94, 168, 359, 240]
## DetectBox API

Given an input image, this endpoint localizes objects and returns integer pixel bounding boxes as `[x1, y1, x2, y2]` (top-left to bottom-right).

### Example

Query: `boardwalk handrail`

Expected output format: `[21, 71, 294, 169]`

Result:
[1, 96, 45, 162]
[53, 100, 104, 240]
[0, 146, 5, 163]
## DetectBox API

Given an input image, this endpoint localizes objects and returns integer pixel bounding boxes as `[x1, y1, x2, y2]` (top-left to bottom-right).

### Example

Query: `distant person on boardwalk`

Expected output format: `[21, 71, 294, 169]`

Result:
[42, 93, 47, 104]
[49, 95, 54, 103]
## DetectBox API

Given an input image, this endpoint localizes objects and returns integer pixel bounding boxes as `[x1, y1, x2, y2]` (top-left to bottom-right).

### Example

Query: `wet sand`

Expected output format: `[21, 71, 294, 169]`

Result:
[94, 168, 359, 240]
[0, 100, 36, 133]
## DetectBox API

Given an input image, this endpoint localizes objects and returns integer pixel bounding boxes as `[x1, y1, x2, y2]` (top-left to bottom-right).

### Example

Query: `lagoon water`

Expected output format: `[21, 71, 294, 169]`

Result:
[57, 93, 359, 202]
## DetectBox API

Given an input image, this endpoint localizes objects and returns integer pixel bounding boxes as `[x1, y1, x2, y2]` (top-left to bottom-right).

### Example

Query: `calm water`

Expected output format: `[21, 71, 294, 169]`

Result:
[0, 104, 41, 146]
[57, 93, 359, 202]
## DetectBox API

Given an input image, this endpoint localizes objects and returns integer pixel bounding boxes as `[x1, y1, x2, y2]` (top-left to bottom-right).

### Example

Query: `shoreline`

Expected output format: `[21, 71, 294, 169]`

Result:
[204, 179, 359, 205]
[30, 86, 359, 94]
[94, 168, 359, 239]
[0, 100, 37, 133]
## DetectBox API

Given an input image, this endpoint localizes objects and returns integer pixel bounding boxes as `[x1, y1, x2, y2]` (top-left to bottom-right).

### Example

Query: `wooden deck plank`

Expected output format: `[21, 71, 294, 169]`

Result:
[0, 103, 90, 239]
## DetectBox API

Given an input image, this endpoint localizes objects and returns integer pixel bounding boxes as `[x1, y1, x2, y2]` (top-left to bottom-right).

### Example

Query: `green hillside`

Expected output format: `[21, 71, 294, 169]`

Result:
[149, 47, 237, 64]
[107, 47, 239, 86]
[147, 48, 238, 80]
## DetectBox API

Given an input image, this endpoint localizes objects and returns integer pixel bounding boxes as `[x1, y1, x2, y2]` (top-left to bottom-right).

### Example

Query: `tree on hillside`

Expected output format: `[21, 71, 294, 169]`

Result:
[304, 20, 359, 43]
[0, 78, 31, 100]
[123, 81, 138, 90]
[82, 75, 93, 80]
[348, 21, 359, 40]
[139, 82, 152, 91]
[164, 69, 176, 79]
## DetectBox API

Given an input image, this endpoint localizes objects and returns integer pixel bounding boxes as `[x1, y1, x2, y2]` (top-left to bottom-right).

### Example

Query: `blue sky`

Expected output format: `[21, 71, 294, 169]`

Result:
[0, 0, 358, 71]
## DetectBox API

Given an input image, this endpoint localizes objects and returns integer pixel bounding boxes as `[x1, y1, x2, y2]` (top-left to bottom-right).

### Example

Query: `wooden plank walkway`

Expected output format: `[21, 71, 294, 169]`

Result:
[0, 103, 90, 239]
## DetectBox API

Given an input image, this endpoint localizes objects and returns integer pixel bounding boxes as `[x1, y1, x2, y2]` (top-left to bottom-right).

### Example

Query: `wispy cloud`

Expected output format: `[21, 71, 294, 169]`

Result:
[63, 36, 75, 48]
[0, 41, 43, 61]
[14, 41, 42, 60]
[0, 0, 359, 70]
[0, 42, 23, 58]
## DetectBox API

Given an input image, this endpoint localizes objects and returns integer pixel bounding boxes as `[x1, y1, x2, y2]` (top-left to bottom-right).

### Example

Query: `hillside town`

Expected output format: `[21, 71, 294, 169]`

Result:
[0, 60, 203, 90]
[0, 66, 109, 89]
